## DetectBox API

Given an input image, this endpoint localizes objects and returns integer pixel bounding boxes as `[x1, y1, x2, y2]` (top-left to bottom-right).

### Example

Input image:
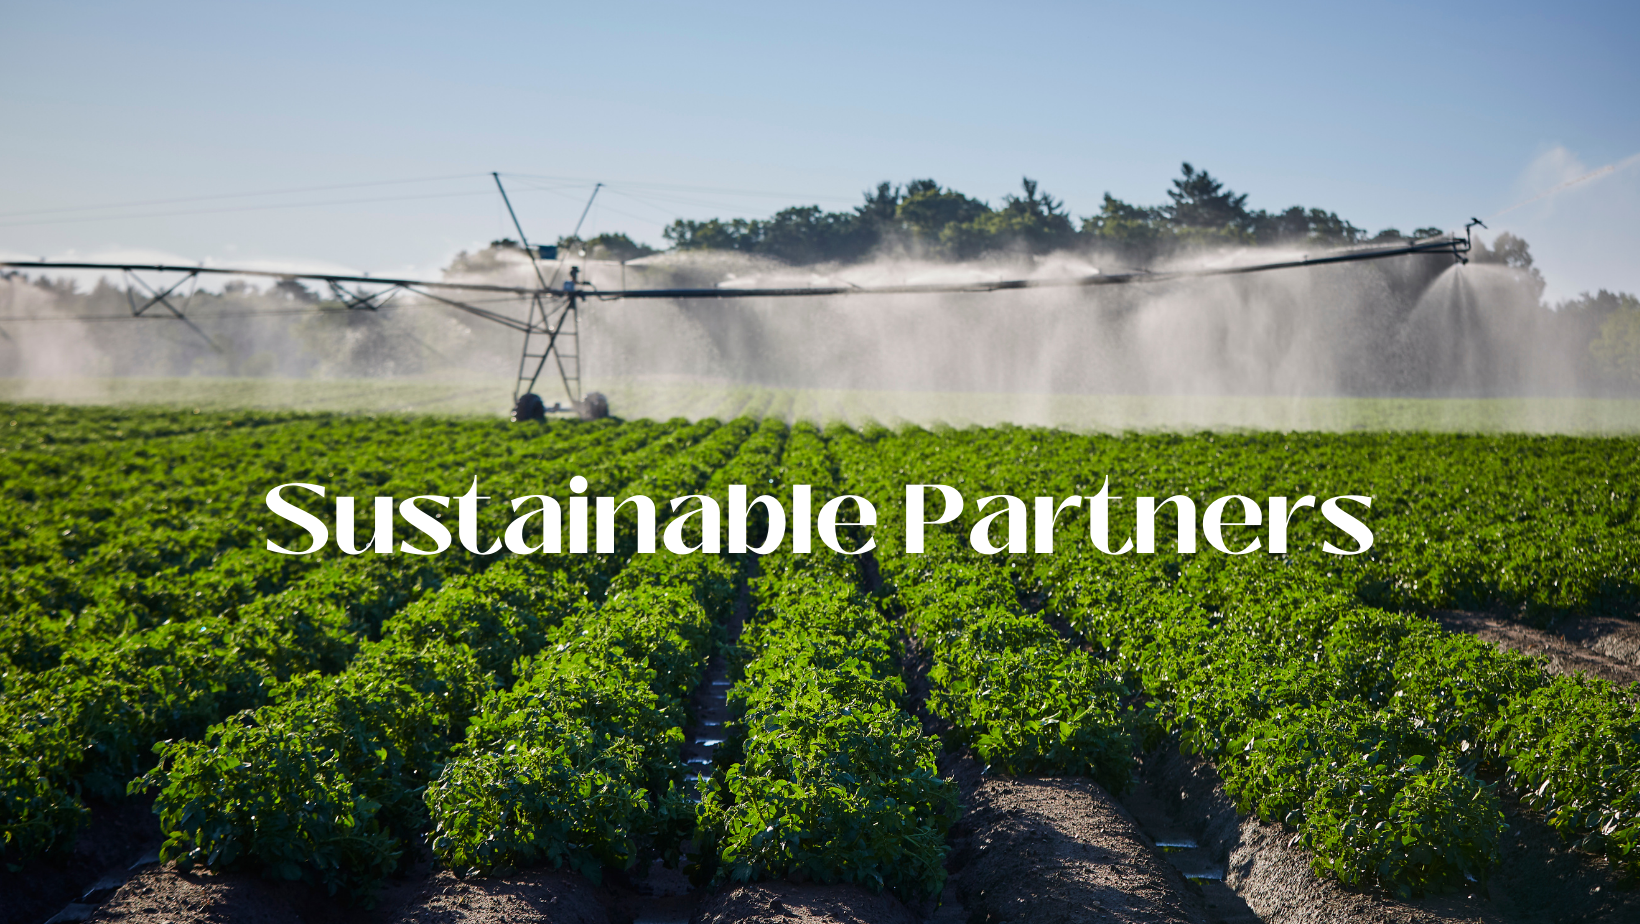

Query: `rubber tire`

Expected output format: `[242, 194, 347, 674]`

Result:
[577, 392, 609, 420]
[512, 392, 546, 422]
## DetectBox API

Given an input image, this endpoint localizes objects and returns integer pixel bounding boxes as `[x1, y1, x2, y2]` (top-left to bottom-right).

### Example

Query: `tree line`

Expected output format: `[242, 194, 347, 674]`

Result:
[658, 163, 1446, 265]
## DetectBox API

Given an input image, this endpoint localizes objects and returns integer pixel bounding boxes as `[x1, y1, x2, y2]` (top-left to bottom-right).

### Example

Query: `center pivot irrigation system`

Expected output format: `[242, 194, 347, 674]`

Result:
[2, 175, 1482, 421]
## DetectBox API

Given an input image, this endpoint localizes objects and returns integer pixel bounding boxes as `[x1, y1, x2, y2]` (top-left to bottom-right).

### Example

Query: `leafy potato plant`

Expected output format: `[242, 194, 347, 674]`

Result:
[423, 508, 737, 882]
[426, 653, 688, 879]
[888, 550, 1133, 793]
[140, 639, 489, 895]
[699, 553, 957, 901]
[1491, 675, 1640, 876]
[135, 559, 593, 895]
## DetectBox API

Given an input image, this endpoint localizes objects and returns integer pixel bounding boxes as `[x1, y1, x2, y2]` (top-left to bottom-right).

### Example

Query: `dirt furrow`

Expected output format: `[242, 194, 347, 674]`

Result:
[693, 882, 918, 924]
[940, 756, 1209, 924]
[1435, 610, 1640, 687]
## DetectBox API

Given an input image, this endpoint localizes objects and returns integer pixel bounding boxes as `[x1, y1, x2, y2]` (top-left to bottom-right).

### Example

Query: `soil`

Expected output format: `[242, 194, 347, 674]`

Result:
[75, 864, 615, 924]
[1549, 614, 1640, 667]
[71, 866, 925, 924]
[1117, 772, 1259, 924]
[691, 883, 917, 924]
[83, 866, 319, 924]
[0, 795, 162, 924]
[939, 756, 1209, 924]
[382, 869, 614, 924]
[1434, 611, 1640, 687]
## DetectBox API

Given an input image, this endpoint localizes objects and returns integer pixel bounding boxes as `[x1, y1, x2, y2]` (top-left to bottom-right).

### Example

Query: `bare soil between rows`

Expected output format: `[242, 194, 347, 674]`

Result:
[0, 795, 162, 924]
[1434, 610, 1640, 687]
[938, 756, 1208, 924]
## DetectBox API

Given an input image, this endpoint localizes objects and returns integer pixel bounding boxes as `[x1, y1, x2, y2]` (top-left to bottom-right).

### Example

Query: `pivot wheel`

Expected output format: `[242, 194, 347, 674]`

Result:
[576, 392, 609, 420]
[512, 392, 546, 422]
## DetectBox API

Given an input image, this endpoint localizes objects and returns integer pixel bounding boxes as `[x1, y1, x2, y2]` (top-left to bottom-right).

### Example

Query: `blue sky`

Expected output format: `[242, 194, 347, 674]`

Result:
[2, 0, 1636, 301]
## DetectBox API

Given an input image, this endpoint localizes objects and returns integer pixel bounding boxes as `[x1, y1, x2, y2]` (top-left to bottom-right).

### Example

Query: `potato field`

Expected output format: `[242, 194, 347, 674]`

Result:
[3, 404, 1640, 924]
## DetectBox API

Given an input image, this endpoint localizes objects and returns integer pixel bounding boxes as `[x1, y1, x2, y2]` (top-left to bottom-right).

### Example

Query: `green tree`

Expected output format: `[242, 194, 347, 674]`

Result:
[1166, 162, 1251, 231]
[1255, 206, 1316, 243]
[1298, 208, 1365, 245]
[1586, 292, 1640, 384]
[856, 181, 901, 227]
[1080, 194, 1166, 254]
[661, 183, 902, 263]
[942, 178, 1075, 258]
[761, 206, 864, 263]
[1471, 232, 1546, 303]
[896, 180, 991, 248]
[662, 217, 762, 252]
[1246, 206, 1363, 246]
[557, 233, 659, 262]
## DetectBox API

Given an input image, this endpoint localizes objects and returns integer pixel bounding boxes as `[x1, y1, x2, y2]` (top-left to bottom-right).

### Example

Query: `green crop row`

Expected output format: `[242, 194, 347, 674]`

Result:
[1060, 567, 1516, 895]
[697, 423, 956, 900]
[702, 416, 787, 511]
[122, 417, 759, 896]
[870, 422, 1640, 895]
[892, 539, 1132, 792]
[825, 425, 1132, 788]
[134, 558, 588, 894]
[426, 552, 730, 880]
[700, 561, 957, 900]
[1, 555, 442, 862]
[0, 412, 636, 672]
[1490, 671, 1640, 876]
[0, 416, 686, 864]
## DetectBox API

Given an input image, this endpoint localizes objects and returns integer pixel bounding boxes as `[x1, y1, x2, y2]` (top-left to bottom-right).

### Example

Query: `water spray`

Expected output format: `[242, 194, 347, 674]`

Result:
[1, 183, 1479, 418]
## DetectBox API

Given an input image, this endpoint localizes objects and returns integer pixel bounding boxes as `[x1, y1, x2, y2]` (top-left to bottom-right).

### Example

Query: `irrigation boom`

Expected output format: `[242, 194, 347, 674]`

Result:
[580, 234, 1473, 300]
[1, 225, 1477, 419]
